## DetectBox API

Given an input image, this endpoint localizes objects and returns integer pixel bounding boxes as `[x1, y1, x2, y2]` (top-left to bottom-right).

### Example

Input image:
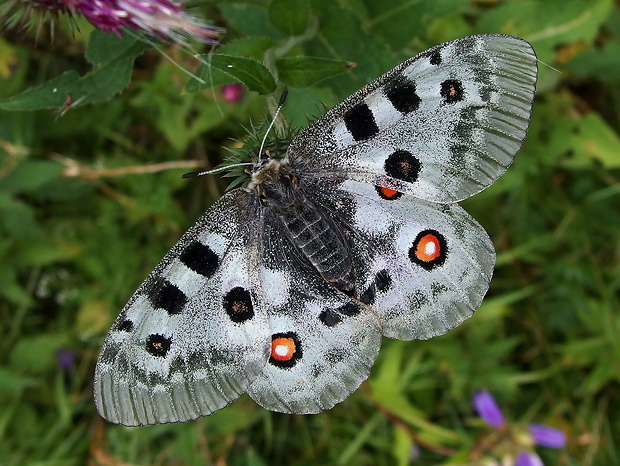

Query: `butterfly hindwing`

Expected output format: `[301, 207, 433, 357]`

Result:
[337, 179, 494, 340]
[247, 269, 382, 414]
[94, 190, 271, 426]
[290, 34, 537, 203]
[246, 220, 382, 414]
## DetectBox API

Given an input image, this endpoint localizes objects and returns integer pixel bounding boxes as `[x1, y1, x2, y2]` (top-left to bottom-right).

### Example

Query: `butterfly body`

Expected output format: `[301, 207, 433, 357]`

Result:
[249, 153, 358, 293]
[95, 34, 538, 426]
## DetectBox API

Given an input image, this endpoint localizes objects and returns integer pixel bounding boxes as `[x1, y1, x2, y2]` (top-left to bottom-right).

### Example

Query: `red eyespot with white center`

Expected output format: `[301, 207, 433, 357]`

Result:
[271, 338, 295, 361]
[409, 230, 447, 270]
[416, 234, 441, 261]
[269, 332, 302, 368]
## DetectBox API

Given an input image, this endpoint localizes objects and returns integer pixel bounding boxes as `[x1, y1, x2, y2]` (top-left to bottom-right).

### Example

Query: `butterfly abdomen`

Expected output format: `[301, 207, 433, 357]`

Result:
[260, 172, 355, 293]
[283, 199, 353, 287]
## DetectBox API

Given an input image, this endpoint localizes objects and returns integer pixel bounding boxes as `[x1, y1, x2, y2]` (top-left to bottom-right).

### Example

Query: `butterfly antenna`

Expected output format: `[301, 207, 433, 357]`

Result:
[183, 91, 288, 179]
[182, 162, 253, 179]
[258, 90, 289, 158]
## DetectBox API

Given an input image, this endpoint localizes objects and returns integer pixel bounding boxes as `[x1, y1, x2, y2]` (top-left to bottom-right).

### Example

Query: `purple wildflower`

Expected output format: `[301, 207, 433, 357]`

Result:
[473, 390, 505, 428]
[515, 451, 544, 466]
[6, 0, 220, 43]
[472, 390, 566, 465]
[55, 348, 76, 371]
[528, 424, 566, 449]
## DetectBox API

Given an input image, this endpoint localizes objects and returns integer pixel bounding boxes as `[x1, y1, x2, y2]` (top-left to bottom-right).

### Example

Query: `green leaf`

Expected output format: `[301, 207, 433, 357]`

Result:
[393, 425, 414, 466]
[269, 0, 311, 35]
[193, 54, 276, 95]
[0, 37, 29, 99]
[0, 71, 80, 111]
[0, 262, 32, 305]
[565, 112, 620, 168]
[276, 56, 353, 87]
[132, 64, 228, 152]
[0, 198, 41, 238]
[565, 38, 620, 82]
[303, 0, 399, 94]
[218, 2, 281, 38]
[17, 240, 78, 266]
[186, 37, 278, 92]
[85, 29, 145, 64]
[218, 37, 276, 59]
[479, 0, 614, 64]
[0, 31, 150, 111]
[365, 0, 471, 51]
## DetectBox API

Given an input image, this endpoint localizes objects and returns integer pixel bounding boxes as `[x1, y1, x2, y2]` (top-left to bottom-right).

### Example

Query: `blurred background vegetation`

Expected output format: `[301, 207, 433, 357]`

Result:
[0, 0, 618, 464]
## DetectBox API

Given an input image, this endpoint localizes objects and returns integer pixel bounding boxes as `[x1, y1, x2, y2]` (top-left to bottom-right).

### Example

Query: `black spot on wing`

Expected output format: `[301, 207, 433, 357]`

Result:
[319, 309, 343, 327]
[149, 278, 187, 315]
[223, 287, 254, 323]
[359, 286, 375, 305]
[146, 334, 172, 357]
[384, 150, 421, 183]
[384, 75, 420, 114]
[116, 319, 134, 332]
[344, 103, 379, 141]
[338, 302, 361, 317]
[180, 241, 219, 278]
[359, 269, 392, 305]
[429, 51, 442, 65]
[375, 269, 392, 292]
[440, 79, 464, 104]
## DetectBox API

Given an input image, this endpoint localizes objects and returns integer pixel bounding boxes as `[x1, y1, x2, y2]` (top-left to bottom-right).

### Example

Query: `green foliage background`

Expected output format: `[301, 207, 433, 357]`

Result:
[1, 0, 619, 464]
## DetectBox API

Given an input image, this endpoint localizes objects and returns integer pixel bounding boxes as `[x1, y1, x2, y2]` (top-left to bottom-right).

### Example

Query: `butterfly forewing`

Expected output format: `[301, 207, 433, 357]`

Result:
[290, 34, 537, 203]
[94, 190, 271, 426]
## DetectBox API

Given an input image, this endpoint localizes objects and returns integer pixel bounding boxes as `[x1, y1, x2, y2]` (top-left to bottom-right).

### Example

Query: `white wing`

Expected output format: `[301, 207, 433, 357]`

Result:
[94, 190, 271, 426]
[337, 180, 494, 340]
[247, 220, 382, 413]
[290, 34, 537, 203]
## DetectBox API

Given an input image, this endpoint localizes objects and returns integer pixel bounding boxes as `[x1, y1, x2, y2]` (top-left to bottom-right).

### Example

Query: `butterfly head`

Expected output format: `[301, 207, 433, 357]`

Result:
[247, 155, 296, 200]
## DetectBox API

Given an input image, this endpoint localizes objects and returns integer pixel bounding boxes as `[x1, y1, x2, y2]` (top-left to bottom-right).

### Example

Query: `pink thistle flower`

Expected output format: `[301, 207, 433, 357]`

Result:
[4, 0, 220, 43]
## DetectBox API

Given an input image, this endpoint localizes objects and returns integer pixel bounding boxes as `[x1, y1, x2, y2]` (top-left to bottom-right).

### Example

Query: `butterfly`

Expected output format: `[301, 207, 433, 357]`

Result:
[94, 34, 538, 426]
